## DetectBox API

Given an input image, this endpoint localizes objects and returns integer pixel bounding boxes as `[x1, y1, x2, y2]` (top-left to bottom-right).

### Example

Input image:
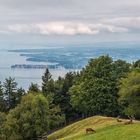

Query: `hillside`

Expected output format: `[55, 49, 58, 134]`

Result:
[47, 116, 140, 140]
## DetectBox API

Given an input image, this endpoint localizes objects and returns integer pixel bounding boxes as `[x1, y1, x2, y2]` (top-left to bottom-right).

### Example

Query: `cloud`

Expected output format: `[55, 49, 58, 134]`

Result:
[6, 21, 128, 35]
[1, 16, 140, 36]
[102, 17, 140, 29]
[0, 0, 140, 24]
[0, 0, 139, 43]
[33, 22, 99, 35]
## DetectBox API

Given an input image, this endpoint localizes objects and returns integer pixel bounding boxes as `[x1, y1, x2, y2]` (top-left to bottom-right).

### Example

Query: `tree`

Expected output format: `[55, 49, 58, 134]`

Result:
[0, 81, 3, 99]
[132, 59, 140, 72]
[53, 72, 78, 122]
[3, 77, 18, 110]
[0, 112, 6, 139]
[0, 81, 5, 112]
[119, 71, 140, 118]
[28, 83, 40, 93]
[70, 56, 130, 117]
[133, 59, 140, 68]
[1, 93, 50, 140]
[42, 69, 54, 95]
[113, 59, 130, 79]
[16, 87, 25, 104]
[47, 94, 65, 129]
[69, 83, 87, 118]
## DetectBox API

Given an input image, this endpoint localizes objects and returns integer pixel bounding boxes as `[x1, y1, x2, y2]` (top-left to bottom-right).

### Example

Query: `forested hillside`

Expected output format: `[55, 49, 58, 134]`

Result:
[0, 55, 140, 140]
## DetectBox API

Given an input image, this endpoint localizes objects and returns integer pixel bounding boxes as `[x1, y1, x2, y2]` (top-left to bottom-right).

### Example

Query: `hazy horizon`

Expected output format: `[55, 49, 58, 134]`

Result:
[0, 0, 140, 45]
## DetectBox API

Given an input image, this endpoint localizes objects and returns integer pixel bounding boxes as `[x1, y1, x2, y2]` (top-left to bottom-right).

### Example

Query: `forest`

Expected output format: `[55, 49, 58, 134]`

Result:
[0, 55, 140, 140]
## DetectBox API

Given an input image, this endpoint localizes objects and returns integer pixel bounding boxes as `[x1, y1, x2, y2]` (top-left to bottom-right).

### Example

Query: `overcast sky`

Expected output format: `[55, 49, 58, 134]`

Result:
[0, 0, 140, 43]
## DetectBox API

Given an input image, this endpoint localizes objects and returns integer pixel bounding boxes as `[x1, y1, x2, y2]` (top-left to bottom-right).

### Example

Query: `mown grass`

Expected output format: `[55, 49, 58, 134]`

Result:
[66, 123, 140, 140]
[47, 116, 140, 140]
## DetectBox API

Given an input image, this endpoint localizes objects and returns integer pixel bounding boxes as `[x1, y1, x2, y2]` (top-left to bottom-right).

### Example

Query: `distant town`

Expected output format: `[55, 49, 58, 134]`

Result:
[11, 64, 60, 69]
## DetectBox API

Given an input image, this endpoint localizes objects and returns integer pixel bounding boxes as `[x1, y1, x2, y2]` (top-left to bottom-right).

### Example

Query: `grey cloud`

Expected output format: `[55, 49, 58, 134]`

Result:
[0, 20, 129, 35]
[0, 0, 140, 38]
[0, 0, 140, 23]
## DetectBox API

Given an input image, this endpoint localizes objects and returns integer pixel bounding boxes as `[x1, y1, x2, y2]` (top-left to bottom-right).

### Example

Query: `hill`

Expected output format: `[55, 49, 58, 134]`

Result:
[47, 116, 140, 140]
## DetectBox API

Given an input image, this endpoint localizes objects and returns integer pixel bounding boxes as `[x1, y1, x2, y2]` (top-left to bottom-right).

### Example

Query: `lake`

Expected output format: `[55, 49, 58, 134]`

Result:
[0, 45, 71, 90]
[0, 42, 140, 90]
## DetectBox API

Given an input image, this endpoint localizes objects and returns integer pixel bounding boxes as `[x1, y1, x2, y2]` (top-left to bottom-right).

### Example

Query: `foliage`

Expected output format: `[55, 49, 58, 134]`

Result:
[0, 112, 6, 139]
[0, 82, 5, 112]
[3, 77, 18, 110]
[119, 71, 140, 118]
[53, 72, 79, 122]
[70, 56, 130, 116]
[1, 93, 50, 140]
[0, 80, 25, 112]
[133, 59, 140, 68]
[28, 83, 40, 93]
[47, 93, 65, 129]
[42, 68, 55, 95]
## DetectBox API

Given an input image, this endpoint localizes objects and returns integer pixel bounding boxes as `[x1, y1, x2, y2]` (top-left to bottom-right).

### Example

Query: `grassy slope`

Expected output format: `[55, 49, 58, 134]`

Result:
[47, 116, 140, 140]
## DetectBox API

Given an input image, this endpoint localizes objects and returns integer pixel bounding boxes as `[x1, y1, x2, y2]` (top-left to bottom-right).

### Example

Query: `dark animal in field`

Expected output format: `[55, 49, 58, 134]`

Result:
[117, 118, 122, 122]
[117, 116, 122, 122]
[124, 116, 134, 125]
[86, 128, 96, 134]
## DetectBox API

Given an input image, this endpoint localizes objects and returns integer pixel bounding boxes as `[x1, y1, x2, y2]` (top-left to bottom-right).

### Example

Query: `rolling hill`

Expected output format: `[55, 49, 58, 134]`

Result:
[46, 116, 140, 140]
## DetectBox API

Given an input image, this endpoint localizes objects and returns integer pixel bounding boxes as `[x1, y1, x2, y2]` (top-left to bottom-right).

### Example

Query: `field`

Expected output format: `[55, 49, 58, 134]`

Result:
[47, 116, 140, 140]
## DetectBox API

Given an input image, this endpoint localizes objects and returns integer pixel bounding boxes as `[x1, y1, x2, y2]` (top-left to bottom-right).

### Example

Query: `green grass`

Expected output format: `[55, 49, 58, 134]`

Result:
[47, 116, 140, 140]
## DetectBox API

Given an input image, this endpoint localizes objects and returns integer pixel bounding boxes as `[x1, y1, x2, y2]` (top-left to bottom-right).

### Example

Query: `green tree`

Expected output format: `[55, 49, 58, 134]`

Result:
[133, 59, 140, 68]
[0, 81, 5, 112]
[113, 59, 130, 79]
[69, 83, 87, 118]
[53, 72, 78, 122]
[132, 59, 140, 72]
[3, 77, 18, 110]
[119, 71, 140, 118]
[28, 83, 40, 93]
[42, 69, 54, 95]
[1, 93, 50, 140]
[70, 56, 130, 117]
[0, 112, 6, 139]
[16, 88, 25, 104]
[47, 94, 65, 129]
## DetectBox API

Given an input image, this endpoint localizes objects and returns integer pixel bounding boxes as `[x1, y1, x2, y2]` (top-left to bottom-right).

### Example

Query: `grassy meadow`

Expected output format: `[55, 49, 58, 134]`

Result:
[47, 116, 140, 140]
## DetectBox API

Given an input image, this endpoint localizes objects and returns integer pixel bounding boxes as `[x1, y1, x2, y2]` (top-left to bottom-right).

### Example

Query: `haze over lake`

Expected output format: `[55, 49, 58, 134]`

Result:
[0, 44, 70, 89]
[0, 41, 140, 89]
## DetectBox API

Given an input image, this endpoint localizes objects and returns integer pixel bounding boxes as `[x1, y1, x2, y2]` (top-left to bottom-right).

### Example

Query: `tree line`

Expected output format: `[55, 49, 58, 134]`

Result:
[0, 55, 140, 139]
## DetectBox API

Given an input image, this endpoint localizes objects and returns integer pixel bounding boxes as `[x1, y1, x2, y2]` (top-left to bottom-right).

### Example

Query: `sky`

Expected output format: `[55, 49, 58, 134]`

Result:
[0, 0, 140, 44]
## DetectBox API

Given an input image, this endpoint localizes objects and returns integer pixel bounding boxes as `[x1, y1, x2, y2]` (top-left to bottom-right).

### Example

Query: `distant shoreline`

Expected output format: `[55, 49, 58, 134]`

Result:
[11, 64, 62, 69]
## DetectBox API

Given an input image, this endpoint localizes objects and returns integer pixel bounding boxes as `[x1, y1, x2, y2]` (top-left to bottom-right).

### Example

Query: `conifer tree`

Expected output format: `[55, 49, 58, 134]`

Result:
[3, 77, 17, 110]
[42, 68, 54, 95]
[0, 81, 4, 112]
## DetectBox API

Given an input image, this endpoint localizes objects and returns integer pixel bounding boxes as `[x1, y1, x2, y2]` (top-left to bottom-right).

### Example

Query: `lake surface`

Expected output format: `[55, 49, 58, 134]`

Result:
[0, 45, 71, 89]
[0, 42, 140, 90]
